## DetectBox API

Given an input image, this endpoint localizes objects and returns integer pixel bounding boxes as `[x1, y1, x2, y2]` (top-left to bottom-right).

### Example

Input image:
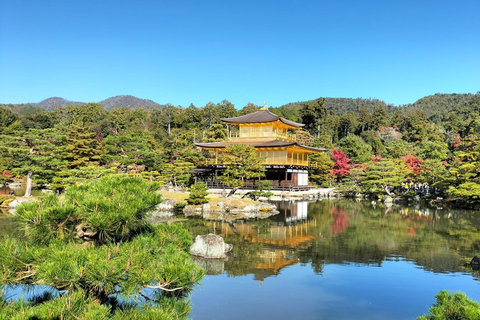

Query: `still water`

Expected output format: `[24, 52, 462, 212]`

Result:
[182, 200, 480, 320]
[1, 199, 480, 319]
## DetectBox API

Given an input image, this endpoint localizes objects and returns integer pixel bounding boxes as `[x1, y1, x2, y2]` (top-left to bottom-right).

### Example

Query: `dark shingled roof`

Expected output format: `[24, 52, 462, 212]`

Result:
[220, 109, 304, 128]
[194, 140, 326, 153]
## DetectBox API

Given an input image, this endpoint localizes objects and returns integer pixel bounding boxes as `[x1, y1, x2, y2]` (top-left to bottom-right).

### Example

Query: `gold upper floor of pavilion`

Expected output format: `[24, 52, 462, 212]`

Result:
[195, 109, 326, 167]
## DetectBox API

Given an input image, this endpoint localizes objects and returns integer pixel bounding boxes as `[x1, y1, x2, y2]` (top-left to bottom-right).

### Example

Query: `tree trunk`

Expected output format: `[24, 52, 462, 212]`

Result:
[25, 170, 33, 197]
[382, 184, 392, 195]
[227, 186, 240, 197]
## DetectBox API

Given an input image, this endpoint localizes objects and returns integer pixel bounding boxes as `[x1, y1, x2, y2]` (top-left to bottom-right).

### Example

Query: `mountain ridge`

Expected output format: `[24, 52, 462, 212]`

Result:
[3, 92, 479, 120]
[4, 95, 164, 112]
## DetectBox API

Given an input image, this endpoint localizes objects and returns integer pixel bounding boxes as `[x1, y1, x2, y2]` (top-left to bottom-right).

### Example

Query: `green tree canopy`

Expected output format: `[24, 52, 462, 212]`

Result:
[219, 144, 266, 196]
[0, 175, 204, 318]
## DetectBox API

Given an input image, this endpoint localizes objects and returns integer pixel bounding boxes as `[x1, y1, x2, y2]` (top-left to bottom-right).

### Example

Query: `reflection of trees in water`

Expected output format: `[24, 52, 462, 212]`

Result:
[303, 200, 480, 275]
[330, 206, 349, 236]
[223, 234, 264, 277]
[181, 200, 480, 281]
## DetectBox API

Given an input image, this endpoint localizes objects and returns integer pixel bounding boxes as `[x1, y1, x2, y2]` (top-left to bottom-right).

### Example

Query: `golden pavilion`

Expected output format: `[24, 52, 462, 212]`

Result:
[194, 109, 326, 190]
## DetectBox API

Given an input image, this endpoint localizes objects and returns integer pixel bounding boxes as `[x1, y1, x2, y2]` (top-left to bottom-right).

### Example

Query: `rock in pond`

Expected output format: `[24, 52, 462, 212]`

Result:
[155, 199, 176, 211]
[8, 198, 36, 215]
[190, 233, 232, 259]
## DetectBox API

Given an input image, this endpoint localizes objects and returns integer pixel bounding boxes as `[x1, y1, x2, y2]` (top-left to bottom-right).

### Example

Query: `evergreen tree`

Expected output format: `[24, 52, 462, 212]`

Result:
[299, 98, 328, 136]
[337, 135, 372, 162]
[219, 144, 266, 196]
[361, 159, 407, 195]
[65, 125, 104, 168]
[309, 152, 334, 187]
[102, 133, 159, 171]
[418, 290, 480, 320]
[203, 123, 228, 142]
[187, 181, 209, 205]
[419, 159, 450, 189]
[0, 128, 67, 195]
[369, 106, 390, 131]
[0, 175, 204, 318]
[0, 105, 17, 133]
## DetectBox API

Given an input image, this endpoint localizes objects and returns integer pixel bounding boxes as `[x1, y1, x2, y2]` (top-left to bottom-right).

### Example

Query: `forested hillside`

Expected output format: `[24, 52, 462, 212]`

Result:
[1, 92, 480, 207]
[279, 97, 396, 118]
[99, 95, 164, 110]
[403, 93, 480, 123]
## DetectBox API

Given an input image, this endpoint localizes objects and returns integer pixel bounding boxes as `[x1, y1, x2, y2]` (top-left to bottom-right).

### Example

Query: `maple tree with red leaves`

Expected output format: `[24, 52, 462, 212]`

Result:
[401, 154, 423, 175]
[331, 148, 352, 180]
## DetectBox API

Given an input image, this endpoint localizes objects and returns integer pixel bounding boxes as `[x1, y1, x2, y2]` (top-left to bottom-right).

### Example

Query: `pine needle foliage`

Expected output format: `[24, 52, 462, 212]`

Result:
[0, 175, 204, 318]
[16, 175, 161, 244]
[219, 144, 266, 195]
[418, 290, 480, 320]
[187, 181, 209, 205]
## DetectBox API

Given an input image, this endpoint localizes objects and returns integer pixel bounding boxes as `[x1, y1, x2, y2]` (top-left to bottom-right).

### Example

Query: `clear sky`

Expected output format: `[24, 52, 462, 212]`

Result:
[1, 0, 479, 108]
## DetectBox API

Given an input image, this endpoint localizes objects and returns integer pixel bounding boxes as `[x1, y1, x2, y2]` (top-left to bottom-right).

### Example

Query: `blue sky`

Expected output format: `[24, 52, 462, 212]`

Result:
[1, 0, 479, 108]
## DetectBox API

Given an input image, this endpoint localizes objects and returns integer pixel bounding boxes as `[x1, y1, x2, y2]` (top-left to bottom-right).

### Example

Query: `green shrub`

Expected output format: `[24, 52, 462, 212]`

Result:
[187, 181, 209, 205]
[418, 290, 480, 320]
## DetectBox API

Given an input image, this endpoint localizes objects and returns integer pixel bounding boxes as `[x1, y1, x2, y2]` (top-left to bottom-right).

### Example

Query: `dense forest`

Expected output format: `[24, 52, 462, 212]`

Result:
[1, 92, 480, 206]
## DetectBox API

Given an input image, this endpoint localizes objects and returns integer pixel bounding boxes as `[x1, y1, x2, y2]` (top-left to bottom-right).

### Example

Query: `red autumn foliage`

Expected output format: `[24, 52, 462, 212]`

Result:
[331, 207, 349, 236]
[331, 148, 352, 178]
[401, 154, 423, 175]
[1, 170, 12, 178]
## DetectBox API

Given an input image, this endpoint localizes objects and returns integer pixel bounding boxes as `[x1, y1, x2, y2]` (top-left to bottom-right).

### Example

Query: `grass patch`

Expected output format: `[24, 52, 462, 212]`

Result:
[159, 191, 258, 210]
[159, 191, 189, 203]
[207, 196, 257, 209]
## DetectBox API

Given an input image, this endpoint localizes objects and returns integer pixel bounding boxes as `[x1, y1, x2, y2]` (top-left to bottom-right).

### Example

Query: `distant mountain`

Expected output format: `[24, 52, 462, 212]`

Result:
[35, 97, 86, 111]
[2, 95, 164, 112]
[99, 95, 163, 111]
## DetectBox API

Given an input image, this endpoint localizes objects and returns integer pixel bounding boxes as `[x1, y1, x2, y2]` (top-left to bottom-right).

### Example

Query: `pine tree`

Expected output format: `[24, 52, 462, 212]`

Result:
[361, 159, 407, 195]
[309, 152, 334, 187]
[0, 175, 204, 318]
[65, 125, 104, 168]
[219, 144, 266, 196]
[187, 181, 209, 204]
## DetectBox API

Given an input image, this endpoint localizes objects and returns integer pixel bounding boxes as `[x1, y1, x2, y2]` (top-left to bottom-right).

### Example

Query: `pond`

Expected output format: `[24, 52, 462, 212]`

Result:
[181, 200, 480, 320]
[0, 184, 44, 197]
[1, 199, 480, 319]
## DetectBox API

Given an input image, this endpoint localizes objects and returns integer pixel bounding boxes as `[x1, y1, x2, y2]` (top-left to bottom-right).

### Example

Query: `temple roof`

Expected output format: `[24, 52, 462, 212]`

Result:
[194, 139, 326, 153]
[220, 109, 304, 128]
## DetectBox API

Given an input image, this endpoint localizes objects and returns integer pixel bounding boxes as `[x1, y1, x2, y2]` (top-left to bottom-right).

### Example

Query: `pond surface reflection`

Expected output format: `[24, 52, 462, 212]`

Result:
[183, 200, 480, 319]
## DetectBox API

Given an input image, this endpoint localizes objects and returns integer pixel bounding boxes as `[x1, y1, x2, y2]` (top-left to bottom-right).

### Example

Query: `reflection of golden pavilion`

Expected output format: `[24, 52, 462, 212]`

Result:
[194, 109, 326, 190]
[211, 220, 316, 248]
[208, 215, 319, 281]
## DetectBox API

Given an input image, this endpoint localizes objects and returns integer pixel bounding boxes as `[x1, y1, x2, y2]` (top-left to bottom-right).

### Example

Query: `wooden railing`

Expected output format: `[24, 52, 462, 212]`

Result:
[205, 158, 318, 168]
[229, 132, 296, 142]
